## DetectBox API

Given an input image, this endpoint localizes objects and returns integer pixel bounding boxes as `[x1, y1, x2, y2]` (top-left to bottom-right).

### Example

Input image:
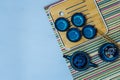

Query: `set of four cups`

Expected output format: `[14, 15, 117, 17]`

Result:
[55, 13, 97, 42]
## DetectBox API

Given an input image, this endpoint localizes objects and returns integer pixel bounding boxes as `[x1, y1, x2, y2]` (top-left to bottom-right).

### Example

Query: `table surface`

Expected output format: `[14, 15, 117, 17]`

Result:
[0, 0, 72, 80]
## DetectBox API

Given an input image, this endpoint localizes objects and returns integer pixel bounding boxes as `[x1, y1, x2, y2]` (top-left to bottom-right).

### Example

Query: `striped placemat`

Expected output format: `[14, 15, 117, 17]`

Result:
[45, 0, 120, 79]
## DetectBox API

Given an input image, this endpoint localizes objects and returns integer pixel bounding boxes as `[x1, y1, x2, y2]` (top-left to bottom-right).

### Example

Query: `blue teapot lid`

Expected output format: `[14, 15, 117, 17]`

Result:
[66, 28, 82, 42]
[55, 17, 70, 31]
[71, 13, 86, 27]
[99, 43, 119, 62]
[71, 51, 88, 70]
[82, 25, 97, 39]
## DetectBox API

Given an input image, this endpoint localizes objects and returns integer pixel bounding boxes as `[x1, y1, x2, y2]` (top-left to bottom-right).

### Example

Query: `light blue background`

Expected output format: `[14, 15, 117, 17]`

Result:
[0, 0, 73, 80]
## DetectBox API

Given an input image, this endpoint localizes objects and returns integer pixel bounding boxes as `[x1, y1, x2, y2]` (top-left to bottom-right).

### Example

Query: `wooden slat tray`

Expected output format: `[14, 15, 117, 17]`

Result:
[48, 0, 108, 49]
